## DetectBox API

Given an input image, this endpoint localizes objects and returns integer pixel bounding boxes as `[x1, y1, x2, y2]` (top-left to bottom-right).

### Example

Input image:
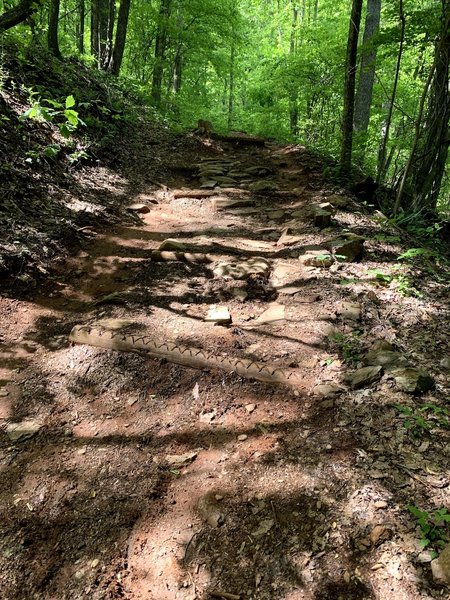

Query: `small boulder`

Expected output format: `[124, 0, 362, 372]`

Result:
[126, 203, 150, 214]
[390, 368, 435, 395]
[339, 302, 361, 321]
[300, 250, 333, 268]
[431, 544, 450, 586]
[6, 420, 42, 442]
[313, 383, 345, 398]
[245, 166, 272, 177]
[266, 209, 285, 220]
[158, 238, 187, 251]
[249, 180, 279, 192]
[440, 356, 450, 370]
[327, 194, 350, 208]
[205, 306, 232, 325]
[325, 234, 364, 262]
[371, 340, 395, 352]
[254, 303, 285, 325]
[364, 350, 409, 371]
[197, 493, 225, 528]
[345, 365, 383, 390]
[312, 206, 332, 229]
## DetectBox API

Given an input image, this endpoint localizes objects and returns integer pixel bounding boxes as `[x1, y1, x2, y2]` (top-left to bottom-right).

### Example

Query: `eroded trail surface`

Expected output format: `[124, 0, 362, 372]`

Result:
[1, 131, 450, 600]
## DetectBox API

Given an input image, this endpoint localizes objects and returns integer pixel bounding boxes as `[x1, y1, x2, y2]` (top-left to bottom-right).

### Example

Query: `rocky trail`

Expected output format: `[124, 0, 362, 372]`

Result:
[1, 129, 450, 600]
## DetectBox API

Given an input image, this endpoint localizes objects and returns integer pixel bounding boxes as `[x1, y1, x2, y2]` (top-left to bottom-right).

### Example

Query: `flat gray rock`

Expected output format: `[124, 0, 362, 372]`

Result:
[364, 350, 409, 370]
[6, 420, 42, 442]
[345, 365, 383, 390]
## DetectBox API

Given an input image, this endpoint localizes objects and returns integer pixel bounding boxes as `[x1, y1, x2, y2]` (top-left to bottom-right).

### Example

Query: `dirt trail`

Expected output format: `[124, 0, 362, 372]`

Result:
[1, 134, 449, 600]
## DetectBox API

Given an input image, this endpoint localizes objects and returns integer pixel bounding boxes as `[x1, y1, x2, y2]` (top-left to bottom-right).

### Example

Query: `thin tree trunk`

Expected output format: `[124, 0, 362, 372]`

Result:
[289, 2, 299, 136]
[48, 0, 61, 58]
[377, 0, 405, 183]
[91, 0, 99, 58]
[76, 0, 85, 54]
[108, 0, 131, 76]
[228, 37, 235, 130]
[396, 6, 450, 213]
[151, 0, 171, 105]
[354, 0, 381, 135]
[339, 0, 363, 174]
[172, 43, 183, 92]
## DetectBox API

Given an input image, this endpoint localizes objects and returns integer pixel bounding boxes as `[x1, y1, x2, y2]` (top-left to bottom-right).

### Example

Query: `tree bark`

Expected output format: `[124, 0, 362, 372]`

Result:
[0, 0, 37, 31]
[396, 5, 450, 213]
[108, 0, 131, 76]
[340, 0, 363, 174]
[228, 35, 235, 129]
[289, 2, 299, 136]
[91, 0, 99, 59]
[354, 0, 381, 135]
[151, 0, 171, 105]
[76, 0, 85, 54]
[47, 0, 61, 58]
[377, 0, 405, 183]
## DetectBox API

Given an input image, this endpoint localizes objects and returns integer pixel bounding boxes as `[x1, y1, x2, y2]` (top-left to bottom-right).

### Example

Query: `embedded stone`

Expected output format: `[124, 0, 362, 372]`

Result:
[345, 365, 383, 390]
[126, 203, 150, 214]
[6, 420, 42, 442]
[249, 180, 279, 192]
[313, 383, 345, 398]
[327, 194, 350, 208]
[205, 306, 232, 325]
[390, 368, 435, 395]
[300, 250, 333, 268]
[254, 303, 285, 325]
[325, 234, 364, 262]
[431, 544, 450, 586]
[339, 302, 361, 321]
[213, 258, 270, 279]
[158, 238, 187, 251]
[364, 350, 409, 370]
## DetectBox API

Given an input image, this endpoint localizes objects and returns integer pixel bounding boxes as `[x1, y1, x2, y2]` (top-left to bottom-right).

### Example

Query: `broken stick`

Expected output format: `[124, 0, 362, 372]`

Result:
[69, 324, 305, 389]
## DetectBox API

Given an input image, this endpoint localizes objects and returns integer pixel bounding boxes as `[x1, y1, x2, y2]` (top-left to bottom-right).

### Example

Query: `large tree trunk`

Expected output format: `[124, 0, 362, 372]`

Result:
[339, 0, 363, 174]
[354, 0, 381, 135]
[47, 0, 61, 58]
[396, 6, 450, 213]
[0, 0, 37, 31]
[151, 0, 171, 105]
[108, 0, 131, 76]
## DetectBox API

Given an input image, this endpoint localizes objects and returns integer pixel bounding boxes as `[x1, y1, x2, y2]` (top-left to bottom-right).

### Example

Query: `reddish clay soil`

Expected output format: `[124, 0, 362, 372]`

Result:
[1, 129, 450, 600]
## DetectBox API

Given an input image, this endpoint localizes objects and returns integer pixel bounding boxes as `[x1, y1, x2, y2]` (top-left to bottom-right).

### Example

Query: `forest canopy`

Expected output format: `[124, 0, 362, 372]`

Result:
[1, 0, 449, 218]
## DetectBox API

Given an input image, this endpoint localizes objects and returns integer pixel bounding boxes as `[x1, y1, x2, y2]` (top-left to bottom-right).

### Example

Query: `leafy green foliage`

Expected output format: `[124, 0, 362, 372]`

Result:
[395, 403, 449, 438]
[408, 505, 450, 555]
[20, 90, 84, 139]
[330, 330, 363, 366]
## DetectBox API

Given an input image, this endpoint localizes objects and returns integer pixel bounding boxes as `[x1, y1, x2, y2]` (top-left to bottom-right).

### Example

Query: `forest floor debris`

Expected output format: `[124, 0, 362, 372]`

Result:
[1, 110, 450, 600]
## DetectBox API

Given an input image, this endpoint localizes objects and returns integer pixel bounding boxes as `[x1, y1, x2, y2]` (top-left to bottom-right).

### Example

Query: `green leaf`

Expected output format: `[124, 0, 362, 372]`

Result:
[65, 95, 76, 108]
[43, 144, 61, 157]
[64, 109, 79, 127]
[59, 124, 71, 139]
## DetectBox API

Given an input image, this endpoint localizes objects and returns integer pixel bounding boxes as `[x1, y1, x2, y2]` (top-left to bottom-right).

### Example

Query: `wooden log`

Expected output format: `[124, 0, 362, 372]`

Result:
[69, 324, 305, 389]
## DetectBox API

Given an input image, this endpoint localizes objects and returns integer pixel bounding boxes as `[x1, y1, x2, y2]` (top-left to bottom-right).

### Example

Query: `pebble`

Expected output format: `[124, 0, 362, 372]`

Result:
[238, 434, 248, 441]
